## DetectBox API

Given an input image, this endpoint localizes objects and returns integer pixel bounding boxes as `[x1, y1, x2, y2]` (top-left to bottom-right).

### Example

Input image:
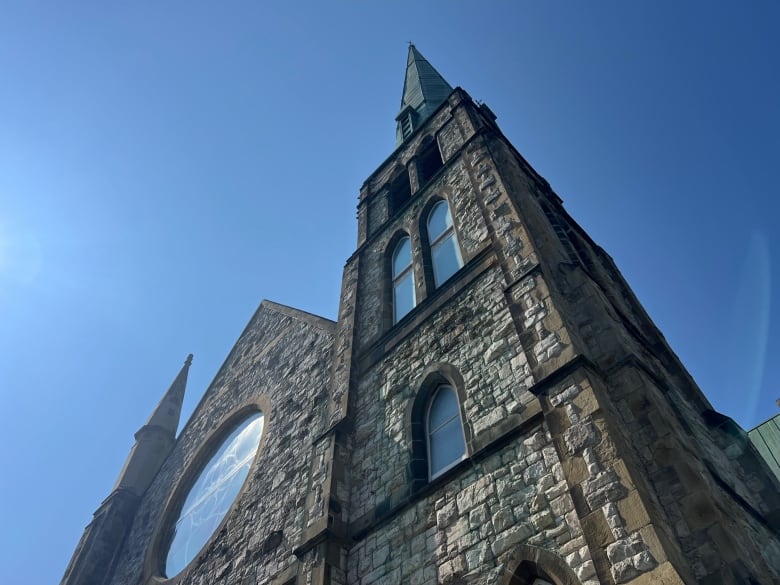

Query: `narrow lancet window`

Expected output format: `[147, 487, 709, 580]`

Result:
[418, 139, 444, 185]
[392, 236, 415, 323]
[389, 170, 412, 215]
[427, 200, 463, 287]
[426, 385, 466, 478]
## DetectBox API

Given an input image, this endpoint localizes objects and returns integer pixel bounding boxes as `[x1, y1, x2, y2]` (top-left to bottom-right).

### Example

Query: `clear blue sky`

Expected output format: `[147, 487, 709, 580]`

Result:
[1, 2, 778, 583]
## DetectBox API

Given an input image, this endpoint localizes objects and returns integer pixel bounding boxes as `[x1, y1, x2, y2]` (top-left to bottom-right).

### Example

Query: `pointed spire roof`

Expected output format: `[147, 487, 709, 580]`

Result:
[396, 45, 453, 145]
[113, 354, 193, 494]
[142, 353, 192, 436]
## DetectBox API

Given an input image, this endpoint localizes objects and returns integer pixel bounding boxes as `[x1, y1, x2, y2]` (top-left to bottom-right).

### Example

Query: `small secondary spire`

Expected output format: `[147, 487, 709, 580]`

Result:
[112, 354, 194, 496]
[143, 353, 193, 435]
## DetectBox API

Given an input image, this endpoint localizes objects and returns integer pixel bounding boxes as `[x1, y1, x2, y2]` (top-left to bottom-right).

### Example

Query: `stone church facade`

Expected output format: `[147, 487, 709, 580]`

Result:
[63, 46, 780, 585]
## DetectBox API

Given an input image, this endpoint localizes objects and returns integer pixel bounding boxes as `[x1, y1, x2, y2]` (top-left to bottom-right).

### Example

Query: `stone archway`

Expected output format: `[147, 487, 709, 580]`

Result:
[498, 545, 582, 585]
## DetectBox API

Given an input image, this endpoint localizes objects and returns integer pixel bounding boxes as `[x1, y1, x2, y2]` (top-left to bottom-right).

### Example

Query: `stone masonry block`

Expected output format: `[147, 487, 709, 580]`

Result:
[491, 508, 515, 533]
[436, 501, 457, 529]
[679, 492, 718, 531]
[562, 453, 589, 485]
[438, 555, 464, 584]
[564, 419, 599, 454]
[580, 509, 615, 548]
[490, 523, 533, 558]
[572, 388, 601, 419]
[620, 561, 686, 585]
[616, 490, 651, 534]
[584, 470, 628, 511]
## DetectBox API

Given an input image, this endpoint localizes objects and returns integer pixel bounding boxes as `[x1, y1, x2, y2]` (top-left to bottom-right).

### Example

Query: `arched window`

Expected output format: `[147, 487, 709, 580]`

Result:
[417, 138, 444, 186]
[427, 200, 463, 287]
[392, 236, 415, 323]
[388, 169, 412, 216]
[426, 385, 466, 479]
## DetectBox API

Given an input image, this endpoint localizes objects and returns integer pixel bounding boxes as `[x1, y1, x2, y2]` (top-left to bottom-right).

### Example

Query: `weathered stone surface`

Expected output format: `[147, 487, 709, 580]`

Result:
[106, 303, 337, 585]
[491, 523, 534, 558]
[583, 469, 629, 510]
[607, 533, 658, 584]
[550, 383, 582, 408]
[607, 533, 648, 564]
[564, 419, 598, 454]
[621, 561, 686, 585]
[617, 489, 651, 534]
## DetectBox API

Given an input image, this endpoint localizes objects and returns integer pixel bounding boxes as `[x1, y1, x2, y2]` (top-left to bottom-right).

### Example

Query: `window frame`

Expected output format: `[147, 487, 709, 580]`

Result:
[425, 383, 467, 480]
[391, 235, 416, 324]
[426, 199, 463, 288]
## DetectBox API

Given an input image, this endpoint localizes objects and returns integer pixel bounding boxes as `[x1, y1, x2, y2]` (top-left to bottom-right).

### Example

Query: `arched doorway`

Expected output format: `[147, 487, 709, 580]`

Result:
[498, 545, 582, 585]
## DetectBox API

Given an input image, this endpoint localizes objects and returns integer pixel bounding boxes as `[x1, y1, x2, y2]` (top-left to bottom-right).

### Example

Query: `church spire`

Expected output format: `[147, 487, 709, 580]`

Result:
[113, 354, 193, 495]
[142, 353, 192, 435]
[60, 355, 193, 585]
[395, 44, 453, 145]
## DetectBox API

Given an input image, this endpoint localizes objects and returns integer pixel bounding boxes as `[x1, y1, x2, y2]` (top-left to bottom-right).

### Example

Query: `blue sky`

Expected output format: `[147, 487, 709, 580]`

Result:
[0, 2, 778, 583]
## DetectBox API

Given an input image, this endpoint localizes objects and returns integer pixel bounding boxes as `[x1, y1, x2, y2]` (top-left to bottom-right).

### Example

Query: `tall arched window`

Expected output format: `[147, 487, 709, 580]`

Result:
[427, 200, 463, 287]
[426, 385, 466, 479]
[392, 236, 415, 323]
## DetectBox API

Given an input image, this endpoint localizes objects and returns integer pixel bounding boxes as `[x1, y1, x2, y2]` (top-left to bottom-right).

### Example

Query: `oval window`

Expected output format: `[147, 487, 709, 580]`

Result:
[164, 411, 264, 577]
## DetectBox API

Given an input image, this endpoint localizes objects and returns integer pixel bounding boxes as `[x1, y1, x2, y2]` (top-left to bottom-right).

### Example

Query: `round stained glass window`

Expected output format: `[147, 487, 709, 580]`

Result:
[164, 411, 264, 577]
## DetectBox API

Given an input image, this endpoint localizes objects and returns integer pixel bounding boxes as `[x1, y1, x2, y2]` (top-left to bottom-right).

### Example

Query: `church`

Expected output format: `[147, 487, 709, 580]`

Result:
[62, 46, 780, 585]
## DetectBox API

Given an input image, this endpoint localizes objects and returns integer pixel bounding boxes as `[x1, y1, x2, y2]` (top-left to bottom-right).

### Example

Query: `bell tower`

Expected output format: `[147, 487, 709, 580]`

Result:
[301, 45, 780, 584]
[61, 46, 780, 585]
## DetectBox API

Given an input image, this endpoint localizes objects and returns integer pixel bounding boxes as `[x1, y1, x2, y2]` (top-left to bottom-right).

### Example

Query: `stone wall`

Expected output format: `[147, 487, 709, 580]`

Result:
[481, 125, 780, 582]
[347, 431, 596, 585]
[107, 302, 336, 585]
[350, 266, 534, 522]
[605, 363, 780, 582]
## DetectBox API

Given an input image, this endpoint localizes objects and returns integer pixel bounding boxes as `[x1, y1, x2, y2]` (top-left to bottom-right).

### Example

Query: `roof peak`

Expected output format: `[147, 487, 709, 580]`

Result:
[407, 43, 423, 64]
